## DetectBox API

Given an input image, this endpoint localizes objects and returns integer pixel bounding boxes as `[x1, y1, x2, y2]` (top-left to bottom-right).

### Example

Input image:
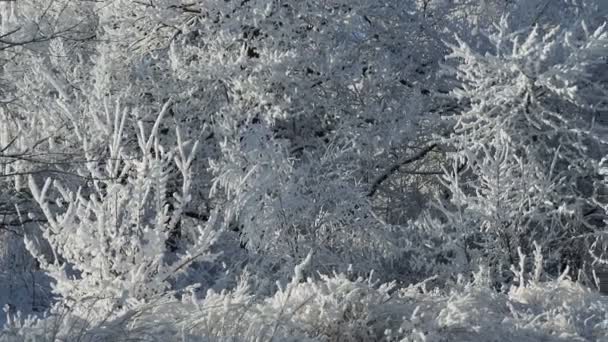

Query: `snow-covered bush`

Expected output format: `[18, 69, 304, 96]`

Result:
[423, 18, 608, 279]
[24, 100, 219, 317]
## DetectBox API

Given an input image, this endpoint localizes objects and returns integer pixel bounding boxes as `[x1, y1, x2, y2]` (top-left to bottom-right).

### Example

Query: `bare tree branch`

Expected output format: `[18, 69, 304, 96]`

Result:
[367, 144, 438, 197]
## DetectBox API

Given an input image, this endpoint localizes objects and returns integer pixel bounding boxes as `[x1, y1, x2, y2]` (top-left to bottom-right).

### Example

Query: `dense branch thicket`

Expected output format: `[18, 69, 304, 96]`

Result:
[0, 1, 607, 341]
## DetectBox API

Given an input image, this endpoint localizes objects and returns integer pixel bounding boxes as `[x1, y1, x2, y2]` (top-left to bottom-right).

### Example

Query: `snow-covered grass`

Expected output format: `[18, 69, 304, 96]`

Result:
[3, 265, 607, 342]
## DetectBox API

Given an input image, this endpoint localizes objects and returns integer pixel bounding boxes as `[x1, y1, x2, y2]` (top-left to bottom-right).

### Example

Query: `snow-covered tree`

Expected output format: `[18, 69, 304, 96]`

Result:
[1, 1, 608, 339]
[426, 17, 608, 280]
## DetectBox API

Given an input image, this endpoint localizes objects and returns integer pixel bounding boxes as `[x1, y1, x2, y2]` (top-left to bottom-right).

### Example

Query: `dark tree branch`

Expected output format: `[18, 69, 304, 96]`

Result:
[367, 144, 438, 197]
[183, 211, 209, 222]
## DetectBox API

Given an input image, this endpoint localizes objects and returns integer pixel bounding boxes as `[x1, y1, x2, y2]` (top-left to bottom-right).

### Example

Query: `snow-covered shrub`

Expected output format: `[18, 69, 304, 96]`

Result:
[424, 18, 608, 279]
[249, 255, 399, 341]
[23, 101, 219, 318]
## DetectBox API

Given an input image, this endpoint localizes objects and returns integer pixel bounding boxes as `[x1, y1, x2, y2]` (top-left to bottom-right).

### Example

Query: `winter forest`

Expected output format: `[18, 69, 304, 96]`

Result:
[0, 0, 607, 341]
